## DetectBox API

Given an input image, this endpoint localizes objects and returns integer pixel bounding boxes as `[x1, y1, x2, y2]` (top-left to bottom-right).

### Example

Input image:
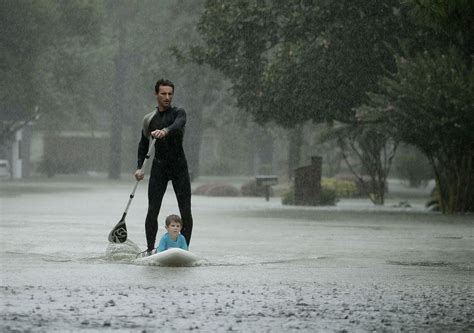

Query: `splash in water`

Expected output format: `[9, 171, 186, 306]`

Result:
[105, 239, 141, 261]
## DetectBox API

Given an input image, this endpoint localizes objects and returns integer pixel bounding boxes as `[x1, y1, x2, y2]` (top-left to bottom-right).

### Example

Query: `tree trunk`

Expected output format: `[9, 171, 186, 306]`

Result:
[431, 152, 473, 214]
[255, 125, 274, 174]
[337, 125, 397, 206]
[108, 24, 126, 180]
[288, 126, 303, 180]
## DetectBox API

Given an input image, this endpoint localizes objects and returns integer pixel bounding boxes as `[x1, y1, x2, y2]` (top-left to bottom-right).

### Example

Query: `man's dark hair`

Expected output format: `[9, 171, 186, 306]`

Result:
[155, 78, 175, 93]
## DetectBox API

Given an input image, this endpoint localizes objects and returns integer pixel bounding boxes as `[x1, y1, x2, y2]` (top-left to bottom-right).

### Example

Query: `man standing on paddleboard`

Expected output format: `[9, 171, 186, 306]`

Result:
[134, 79, 193, 255]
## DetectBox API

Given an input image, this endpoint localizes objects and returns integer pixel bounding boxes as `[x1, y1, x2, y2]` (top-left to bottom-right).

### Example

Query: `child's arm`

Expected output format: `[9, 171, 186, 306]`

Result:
[157, 235, 168, 252]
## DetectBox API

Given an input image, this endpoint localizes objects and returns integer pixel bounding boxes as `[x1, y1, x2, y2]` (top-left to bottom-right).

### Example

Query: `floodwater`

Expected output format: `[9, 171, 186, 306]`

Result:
[1, 177, 473, 332]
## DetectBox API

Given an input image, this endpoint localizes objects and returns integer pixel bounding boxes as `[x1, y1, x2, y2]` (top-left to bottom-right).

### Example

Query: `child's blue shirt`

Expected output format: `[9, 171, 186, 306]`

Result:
[157, 233, 188, 252]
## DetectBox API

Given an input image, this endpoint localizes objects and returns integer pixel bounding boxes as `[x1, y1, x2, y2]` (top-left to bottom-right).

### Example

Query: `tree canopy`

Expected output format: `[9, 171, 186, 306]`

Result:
[191, 0, 473, 213]
[0, 0, 101, 143]
[357, 1, 474, 213]
[192, 0, 412, 127]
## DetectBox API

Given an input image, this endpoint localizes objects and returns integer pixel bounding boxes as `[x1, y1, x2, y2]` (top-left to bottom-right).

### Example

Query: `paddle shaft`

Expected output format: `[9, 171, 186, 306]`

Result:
[123, 137, 156, 214]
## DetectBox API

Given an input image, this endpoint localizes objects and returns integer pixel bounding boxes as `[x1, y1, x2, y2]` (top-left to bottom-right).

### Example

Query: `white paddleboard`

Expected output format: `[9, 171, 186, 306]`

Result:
[135, 248, 200, 267]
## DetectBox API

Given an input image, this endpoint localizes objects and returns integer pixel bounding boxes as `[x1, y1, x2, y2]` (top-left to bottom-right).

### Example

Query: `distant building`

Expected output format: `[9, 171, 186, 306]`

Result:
[0, 106, 35, 179]
[34, 130, 111, 177]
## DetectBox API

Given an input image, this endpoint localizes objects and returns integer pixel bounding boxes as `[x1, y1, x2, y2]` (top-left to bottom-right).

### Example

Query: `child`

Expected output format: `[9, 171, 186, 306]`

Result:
[157, 214, 188, 252]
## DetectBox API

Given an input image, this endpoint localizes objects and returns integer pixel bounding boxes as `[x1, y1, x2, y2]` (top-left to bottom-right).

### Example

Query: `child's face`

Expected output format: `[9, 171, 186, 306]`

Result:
[166, 220, 182, 239]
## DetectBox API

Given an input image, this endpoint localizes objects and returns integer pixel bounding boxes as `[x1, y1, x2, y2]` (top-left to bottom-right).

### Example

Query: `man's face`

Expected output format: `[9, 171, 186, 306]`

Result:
[156, 85, 173, 111]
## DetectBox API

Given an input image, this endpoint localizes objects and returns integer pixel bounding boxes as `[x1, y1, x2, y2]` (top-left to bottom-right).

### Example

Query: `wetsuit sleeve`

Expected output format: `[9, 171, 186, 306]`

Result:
[164, 108, 186, 136]
[179, 234, 188, 250]
[137, 131, 149, 169]
[157, 234, 168, 252]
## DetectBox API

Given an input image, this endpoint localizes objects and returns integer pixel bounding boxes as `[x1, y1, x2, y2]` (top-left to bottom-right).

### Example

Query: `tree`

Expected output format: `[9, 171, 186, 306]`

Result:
[361, 49, 473, 213]
[321, 121, 397, 205]
[103, 0, 140, 179]
[405, 0, 474, 59]
[346, 126, 396, 205]
[85, 0, 221, 179]
[193, 0, 412, 124]
[190, 0, 412, 182]
[357, 0, 474, 213]
[393, 144, 433, 188]
[0, 0, 101, 145]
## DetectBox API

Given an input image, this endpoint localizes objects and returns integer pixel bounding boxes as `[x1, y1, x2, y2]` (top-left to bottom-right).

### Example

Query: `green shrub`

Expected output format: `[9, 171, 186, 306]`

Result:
[334, 174, 388, 197]
[321, 178, 358, 198]
[281, 187, 295, 205]
[193, 183, 240, 197]
[319, 186, 338, 206]
[281, 185, 338, 206]
[394, 146, 433, 187]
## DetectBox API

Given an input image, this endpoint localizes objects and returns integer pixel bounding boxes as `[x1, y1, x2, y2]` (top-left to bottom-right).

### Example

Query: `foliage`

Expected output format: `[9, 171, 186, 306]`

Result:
[319, 186, 338, 206]
[281, 185, 338, 206]
[4, 0, 229, 179]
[192, 0, 473, 213]
[191, 0, 412, 127]
[98, 0, 231, 179]
[191, 0, 414, 186]
[193, 183, 240, 197]
[323, 122, 398, 205]
[393, 145, 433, 187]
[199, 104, 259, 176]
[383, 49, 474, 141]
[37, 135, 109, 177]
[321, 178, 358, 198]
[361, 48, 473, 213]
[0, 0, 101, 144]
[353, 0, 474, 213]
[404, 0, 474, 57]
[281, 187, 295, 206]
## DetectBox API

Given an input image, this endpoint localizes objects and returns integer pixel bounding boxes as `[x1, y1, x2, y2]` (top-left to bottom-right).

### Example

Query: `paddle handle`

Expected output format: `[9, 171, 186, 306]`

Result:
[123, 137, 156, 214]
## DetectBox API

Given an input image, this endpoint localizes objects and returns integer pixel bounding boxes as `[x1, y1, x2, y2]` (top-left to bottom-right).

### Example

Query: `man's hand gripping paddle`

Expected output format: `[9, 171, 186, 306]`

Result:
[108, 138, 156, 243]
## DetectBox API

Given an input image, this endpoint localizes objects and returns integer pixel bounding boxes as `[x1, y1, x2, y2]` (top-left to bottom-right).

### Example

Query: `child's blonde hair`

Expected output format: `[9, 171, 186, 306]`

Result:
[165, 214, 183, 227]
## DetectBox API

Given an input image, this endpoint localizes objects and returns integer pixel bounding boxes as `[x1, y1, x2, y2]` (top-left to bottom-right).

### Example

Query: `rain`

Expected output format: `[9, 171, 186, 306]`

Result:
[1, 1, 473, 331]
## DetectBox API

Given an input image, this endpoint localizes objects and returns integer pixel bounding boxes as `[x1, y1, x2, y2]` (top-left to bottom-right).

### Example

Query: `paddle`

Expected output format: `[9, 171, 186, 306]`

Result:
[108, 137, 156, 243]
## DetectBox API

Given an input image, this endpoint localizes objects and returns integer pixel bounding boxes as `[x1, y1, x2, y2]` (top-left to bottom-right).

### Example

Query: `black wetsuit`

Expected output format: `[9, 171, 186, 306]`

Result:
[137, 106, 193, 251]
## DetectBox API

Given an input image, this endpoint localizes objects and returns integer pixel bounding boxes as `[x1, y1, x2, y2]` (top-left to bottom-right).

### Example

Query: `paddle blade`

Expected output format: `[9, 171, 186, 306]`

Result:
[108, 213, 127, 243]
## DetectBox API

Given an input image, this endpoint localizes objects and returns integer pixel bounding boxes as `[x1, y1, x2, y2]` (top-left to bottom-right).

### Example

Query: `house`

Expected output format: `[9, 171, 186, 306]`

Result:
[0, 106, 35, 179]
